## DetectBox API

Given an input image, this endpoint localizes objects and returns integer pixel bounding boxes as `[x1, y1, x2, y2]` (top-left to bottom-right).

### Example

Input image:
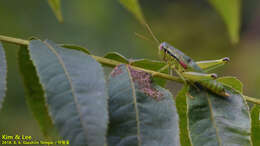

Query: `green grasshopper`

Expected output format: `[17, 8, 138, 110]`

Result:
[141, 24, 231, 97]
[158, 42, 230, 97]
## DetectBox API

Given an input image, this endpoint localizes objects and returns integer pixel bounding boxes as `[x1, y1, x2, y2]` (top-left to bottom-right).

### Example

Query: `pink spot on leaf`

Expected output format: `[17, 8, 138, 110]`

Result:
[128, 65, 163, 100]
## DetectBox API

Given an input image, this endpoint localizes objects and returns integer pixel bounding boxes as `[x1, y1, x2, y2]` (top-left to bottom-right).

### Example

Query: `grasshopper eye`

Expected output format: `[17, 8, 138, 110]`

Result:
[187, 58, 191, 63]
[159, 44, 164, 50]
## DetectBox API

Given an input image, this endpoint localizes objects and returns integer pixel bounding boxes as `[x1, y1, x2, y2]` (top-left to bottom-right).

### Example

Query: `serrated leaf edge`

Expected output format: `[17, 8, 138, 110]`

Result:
[17, 46, 55, 136]
[217, 76, 252, 145]
[0, 42, 7, 110]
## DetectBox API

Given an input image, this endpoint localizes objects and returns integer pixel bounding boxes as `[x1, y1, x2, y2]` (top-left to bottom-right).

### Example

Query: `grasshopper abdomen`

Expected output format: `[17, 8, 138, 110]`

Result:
[198, 80, 230, 97]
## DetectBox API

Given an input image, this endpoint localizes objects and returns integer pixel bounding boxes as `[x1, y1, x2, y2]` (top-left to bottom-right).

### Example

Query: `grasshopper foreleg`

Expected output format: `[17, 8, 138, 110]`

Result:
[152, 64, 169, 77]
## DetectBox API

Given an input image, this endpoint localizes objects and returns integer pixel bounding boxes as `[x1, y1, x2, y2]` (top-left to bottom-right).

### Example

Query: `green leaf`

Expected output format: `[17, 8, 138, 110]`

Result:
[61, 44, 90, 54]
[217, 76, 243, 93]
[18, 46, 56, 137]
[119, 0, 146, 24]
[187, 86, 252, 146]
[251, 105, 260, 146]
[209, 0, 241, 43]
[131, 59, 168, 87]
[47, 0, 63, 22]
[107, 64, 180, 146]
[104, 52, 129, 64]
[0, 42, 7, 110]
[28, 39, 109, 146]
[131, 59, 166, 71]
[175, 85, 192, 146]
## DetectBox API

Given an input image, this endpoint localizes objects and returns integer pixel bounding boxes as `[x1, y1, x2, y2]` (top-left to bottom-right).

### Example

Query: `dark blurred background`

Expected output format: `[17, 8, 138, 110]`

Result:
[0, 0, 259, 144]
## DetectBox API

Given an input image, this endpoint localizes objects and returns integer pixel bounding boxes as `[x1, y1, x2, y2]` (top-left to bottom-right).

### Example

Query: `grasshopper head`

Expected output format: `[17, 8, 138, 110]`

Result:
[159, 42, 193, 69]
[158, 42, 169, 60]
[159, 42, 167, 51]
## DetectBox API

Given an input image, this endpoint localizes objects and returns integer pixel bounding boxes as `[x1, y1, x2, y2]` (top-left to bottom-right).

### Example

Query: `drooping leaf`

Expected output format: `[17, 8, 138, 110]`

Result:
[209, 0, 241, 43]
[187, 86, 252, 146]
[18, 45, 56, 137]
[251, 105, 260, 146]
[61, 44, 90, 54]
[107, 64, 180, 146]
[47, 0, 63, 22]
[0, 42, 7, 110]
[104, 52, 129, 64]
[131, 59, 168, 87]
[119, 0, 146, 24]
[28, 39, 109, 146]
[175, 85, 192, 146]
[217, 76, 243, 93]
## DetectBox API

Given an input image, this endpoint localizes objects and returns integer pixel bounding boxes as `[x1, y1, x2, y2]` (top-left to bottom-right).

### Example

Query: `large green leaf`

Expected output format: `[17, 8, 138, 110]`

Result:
[209, 0, 241, 43]
[251, 105, 260, 146]
[119, 0, 146, 24]
[28, 39, 109, 146]
[131, 59, 168, 87]
[175, 85, 192, 146]
[18, 46, 56, 137]
[187, 86, 251, 146]
[0, 42, 7, 110]
[217, 76, 243, 93]
[104, 52, 129, 64]
[47, 0, 63, 22]
[107, 64, 180, 146]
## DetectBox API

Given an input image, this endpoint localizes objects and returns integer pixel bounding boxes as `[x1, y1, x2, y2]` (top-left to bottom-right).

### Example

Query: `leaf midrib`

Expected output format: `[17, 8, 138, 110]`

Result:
[206, 92, 222, 146]
[43, 41, 89, 141]
[126, 66, 142, 146]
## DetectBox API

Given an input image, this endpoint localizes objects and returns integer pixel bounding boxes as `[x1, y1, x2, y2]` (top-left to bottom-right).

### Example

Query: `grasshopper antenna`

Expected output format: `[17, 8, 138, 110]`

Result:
[134, 32, 150, 41]
[134, 32, 158, 45]
[144, 23, 160, 45]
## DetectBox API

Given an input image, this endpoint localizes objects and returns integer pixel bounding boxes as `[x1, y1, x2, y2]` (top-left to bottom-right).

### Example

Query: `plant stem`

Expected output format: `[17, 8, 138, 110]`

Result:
[244, 96, 260, 105]
[0, 35, 29, 46]
[93, 55, 182, 82]
[0, 35, 260, 105]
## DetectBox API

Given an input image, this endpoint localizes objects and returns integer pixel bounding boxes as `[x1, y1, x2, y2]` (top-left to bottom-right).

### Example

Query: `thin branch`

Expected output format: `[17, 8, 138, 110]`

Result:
[244, 96, 260, 105]
[93, 55, 182, 83]
[0, 35, 29, 46]
[0, 35, 259, 105]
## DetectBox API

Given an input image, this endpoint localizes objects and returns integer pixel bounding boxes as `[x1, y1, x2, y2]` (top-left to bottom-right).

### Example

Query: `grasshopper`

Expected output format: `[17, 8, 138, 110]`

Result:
[158, 42, 230, 97]
[141, 24, 230, 97]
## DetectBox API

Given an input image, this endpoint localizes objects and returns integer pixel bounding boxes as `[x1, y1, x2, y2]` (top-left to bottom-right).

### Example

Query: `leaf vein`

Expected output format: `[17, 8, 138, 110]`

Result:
[43, 41, 89, 142]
